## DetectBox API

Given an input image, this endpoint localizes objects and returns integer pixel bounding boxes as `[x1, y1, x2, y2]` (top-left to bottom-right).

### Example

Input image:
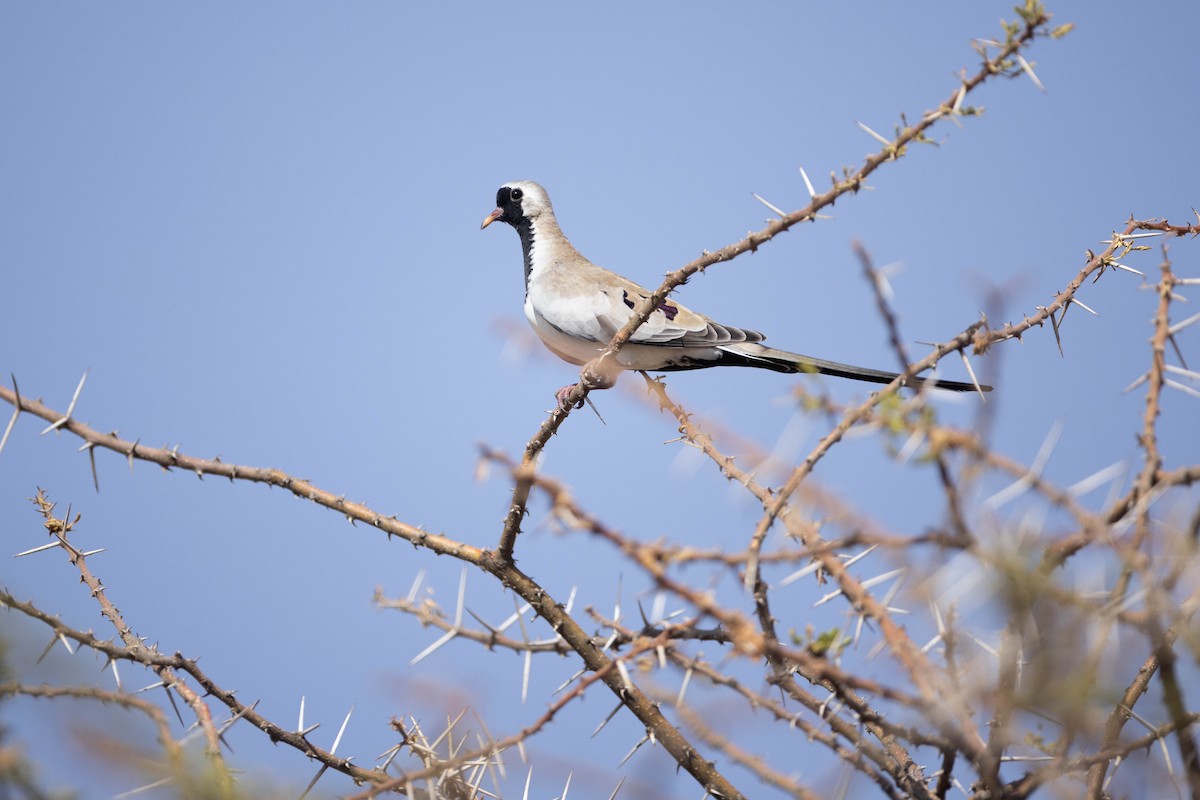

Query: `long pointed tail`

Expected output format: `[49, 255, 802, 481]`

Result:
[724, 343, 991, 393]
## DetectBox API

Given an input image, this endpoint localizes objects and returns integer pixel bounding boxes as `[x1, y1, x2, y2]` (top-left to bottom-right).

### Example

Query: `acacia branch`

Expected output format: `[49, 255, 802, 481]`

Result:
[0, 385, 483, 563]
[495, 7, 1057, 562]
[0, 408, 744, 798]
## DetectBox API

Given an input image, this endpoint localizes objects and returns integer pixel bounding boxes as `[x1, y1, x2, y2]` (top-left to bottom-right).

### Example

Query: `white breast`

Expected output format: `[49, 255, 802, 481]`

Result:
[524, 292, 604, 366]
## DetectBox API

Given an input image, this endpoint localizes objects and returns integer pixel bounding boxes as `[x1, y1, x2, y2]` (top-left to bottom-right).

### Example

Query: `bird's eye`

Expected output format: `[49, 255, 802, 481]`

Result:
[510, 188, 523, 201]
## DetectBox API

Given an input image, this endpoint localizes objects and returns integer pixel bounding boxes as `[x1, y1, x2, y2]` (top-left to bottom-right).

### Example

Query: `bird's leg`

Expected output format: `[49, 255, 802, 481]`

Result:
[582, 357, 620, 389]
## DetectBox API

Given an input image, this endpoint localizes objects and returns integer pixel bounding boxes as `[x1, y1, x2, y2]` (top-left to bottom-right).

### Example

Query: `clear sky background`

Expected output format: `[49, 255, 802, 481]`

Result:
[1, 3, 1198, 798]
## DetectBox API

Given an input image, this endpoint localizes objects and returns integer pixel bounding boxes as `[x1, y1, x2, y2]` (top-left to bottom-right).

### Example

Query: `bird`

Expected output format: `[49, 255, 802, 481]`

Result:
[481, 180, 989, 407]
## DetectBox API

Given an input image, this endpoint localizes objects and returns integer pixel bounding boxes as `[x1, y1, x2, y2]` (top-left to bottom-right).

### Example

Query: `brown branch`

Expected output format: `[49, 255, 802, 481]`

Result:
[11, 16, 1200, 799]
[0, 393, 744, 797]
[1086, 249, 1195, 798]
[856, 240, 915, 376]
[679, 369, 987, 768]
[474, 552, 748, 798]
[602, 614, 925, 799]
[521, 377, 955, 797]
[495, 8, 1056, 563]
[343, 636, 659, 800]
[483, 211, 1200, 796]
[0, 385, 484, 564]
[0, 681, 181, 775]
[586, 10, 1053, 393]
[639, 374, 956, 797]
[27, 490, 233, 795]
[670, 699, 825, 800]
[1007, 711, 1200, 798]
[0, 588, 392, 788]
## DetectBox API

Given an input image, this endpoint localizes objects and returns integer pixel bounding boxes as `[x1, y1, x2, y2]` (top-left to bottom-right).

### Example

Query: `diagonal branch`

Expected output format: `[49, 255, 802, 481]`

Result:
[495, 8, 1057, 562]
[0, 388, 746, 799]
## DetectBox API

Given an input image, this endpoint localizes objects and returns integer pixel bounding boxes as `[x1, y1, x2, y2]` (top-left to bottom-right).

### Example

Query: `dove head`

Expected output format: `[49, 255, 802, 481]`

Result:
[481, 181, 555, 230]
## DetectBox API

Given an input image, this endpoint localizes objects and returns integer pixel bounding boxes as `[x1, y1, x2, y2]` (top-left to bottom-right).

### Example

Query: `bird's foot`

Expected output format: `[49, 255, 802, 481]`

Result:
[554, 384, 607, 424]
[554, 358, 620, 416]
[555, 384, 583, 411]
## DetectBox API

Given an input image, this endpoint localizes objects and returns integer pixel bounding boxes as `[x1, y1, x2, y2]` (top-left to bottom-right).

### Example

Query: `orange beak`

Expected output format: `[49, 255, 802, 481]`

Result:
[480, 208, 503, 230]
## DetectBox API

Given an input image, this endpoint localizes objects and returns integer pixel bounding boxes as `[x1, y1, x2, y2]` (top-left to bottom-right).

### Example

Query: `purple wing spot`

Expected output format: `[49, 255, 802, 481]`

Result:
[622, 290, 678, 320]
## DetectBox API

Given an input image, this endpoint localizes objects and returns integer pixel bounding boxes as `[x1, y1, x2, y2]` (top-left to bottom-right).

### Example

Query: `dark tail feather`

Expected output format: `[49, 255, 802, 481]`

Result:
[722, 344, 991, 393]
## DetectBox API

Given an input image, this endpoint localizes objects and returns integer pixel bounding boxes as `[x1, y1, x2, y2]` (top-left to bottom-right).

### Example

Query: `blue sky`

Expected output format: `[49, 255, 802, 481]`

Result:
[1, 3, 1198, 798]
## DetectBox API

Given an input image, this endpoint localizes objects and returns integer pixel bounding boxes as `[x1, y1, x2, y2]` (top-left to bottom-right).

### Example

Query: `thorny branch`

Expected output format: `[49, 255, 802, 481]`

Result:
[5, 484, 738, 797]
[494, 4, 1056, 563]
[468, 213, 1200, 798]
[3, 210, 1197, 797]
[5, 4, 1200, 798]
